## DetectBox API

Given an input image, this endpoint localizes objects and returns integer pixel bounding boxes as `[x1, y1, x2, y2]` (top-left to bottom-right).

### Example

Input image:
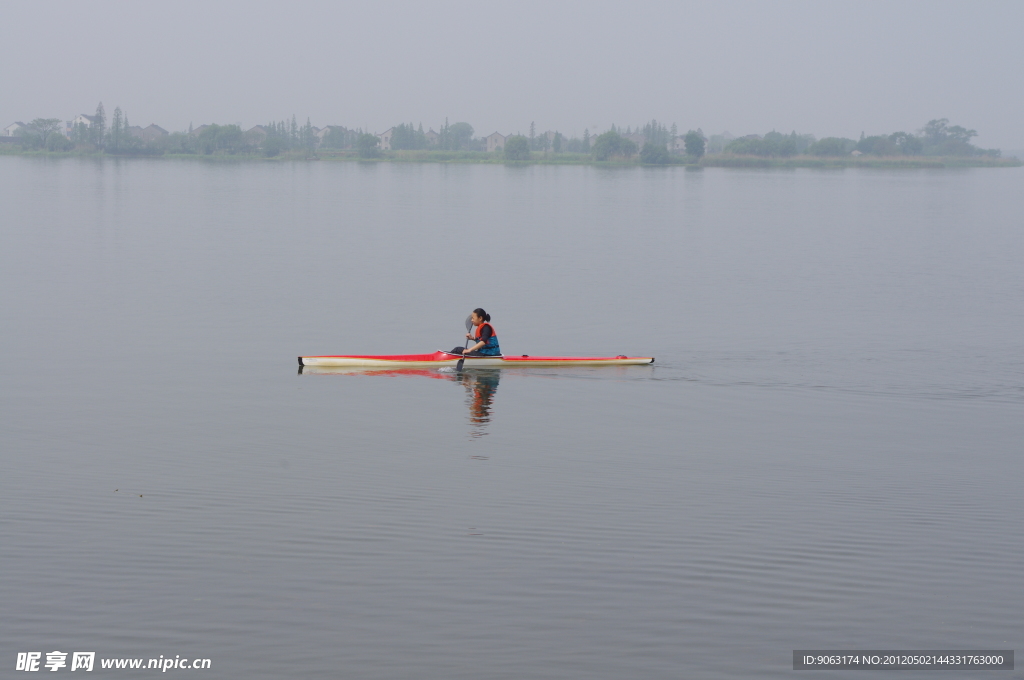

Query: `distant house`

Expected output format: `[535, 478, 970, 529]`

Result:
[141, 124, 168, 142]
[246, 125, 269, 143]
[128, 125, 146, 140]
[485, 132, 506, 153]
[3, 121, 28, 136]
[670, 137, 686, 152]
[317, 125, 349, 146]
[425, 128, 439, 146]
[70, 114, 100, 129]
[189, 124, 210, 137]
[377, 127, 395, 150]
[850, 150, 863, 156]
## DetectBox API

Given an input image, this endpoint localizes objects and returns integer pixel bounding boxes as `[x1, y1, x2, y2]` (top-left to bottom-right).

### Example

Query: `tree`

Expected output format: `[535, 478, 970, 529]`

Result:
[552, 132, 562, 153]
[583, 129, 590, 152]
[197, 124, 245, 154]
[357, 133, 381, 158]
[639, 142, 672, 164]
[449, 122, 474, 150]
[683, 130, 706, 158]
[26, 117, 62, 148]
[725, 131, 797, 157]
[93, 102, 106, 146]
[918, 119, 981, 156]
[437, 118, 450, 149]
[806, 137, 855, 156]
[795, 133, 816, 154]
[390, 122, 427, 150]
[263, 136, 285, 157]
[921, 119, 949, 143]
[46, 132, 74, 151]
[70, 121, 90, 145]
[855, 135, 892, 155]
[591, 131, 636, 160]
[320, 126, 352, 149]
[946, 125, 977, 144]
[110, 107, 125, 152]
[888, 132, 922, 155]
[504, 135, 529, 161]
[436, 120, 474, 150]
[643, 119, 670, 146]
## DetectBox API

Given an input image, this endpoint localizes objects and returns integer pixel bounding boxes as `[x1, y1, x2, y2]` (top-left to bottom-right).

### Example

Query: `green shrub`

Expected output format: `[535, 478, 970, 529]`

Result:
[357, 133, 381, 158]
[504, 136, 530, 161]
[639, 142, 672, 164]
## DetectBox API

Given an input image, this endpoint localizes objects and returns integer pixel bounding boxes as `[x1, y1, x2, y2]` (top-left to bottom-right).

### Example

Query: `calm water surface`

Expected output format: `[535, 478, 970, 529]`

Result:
[2, 157, 1022, 679]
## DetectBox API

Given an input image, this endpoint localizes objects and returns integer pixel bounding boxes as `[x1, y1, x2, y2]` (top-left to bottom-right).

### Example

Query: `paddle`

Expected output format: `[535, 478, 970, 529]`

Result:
[456, 314, 474, 372]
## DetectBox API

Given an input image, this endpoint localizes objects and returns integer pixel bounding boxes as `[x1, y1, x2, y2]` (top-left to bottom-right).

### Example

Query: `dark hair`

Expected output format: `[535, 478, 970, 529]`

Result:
[473, 308, 491, 322]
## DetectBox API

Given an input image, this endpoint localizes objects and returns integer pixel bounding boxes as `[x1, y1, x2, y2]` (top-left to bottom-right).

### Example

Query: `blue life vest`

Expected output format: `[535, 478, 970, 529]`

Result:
[475, 322, 501, 355]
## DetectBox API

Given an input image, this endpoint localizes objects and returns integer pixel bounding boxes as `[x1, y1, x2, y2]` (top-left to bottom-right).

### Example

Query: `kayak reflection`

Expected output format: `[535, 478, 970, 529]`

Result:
[298, 365, 500, 438]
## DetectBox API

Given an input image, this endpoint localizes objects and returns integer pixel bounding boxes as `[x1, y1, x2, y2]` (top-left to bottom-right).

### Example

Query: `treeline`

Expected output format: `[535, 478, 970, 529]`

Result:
[386, 120, 476, 151]
[6, 104, 1001, 163]
[8, 103, 369, 157]
[720, 120, 1000, 158]
[12, 104, 148, 153]
[69, 103, 162, 155]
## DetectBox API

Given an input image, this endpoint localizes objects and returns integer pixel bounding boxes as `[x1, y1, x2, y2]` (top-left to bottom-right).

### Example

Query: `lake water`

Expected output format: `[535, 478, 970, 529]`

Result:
[2, 156, 1022, 679]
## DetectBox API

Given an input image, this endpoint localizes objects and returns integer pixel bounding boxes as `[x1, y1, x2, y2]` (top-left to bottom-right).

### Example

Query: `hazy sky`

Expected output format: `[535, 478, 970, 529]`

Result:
[3, 0, 1022, 148]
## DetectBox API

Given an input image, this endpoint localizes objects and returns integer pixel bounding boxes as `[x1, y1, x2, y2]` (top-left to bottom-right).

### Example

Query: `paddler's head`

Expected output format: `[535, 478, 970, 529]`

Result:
[470, 308, 490, 326]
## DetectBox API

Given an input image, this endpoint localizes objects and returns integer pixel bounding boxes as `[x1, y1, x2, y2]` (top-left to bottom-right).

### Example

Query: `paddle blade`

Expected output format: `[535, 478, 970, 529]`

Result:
[465, 315, 474, 332]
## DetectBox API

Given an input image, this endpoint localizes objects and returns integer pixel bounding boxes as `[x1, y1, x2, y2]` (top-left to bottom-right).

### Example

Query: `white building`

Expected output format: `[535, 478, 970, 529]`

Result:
[4, 121, 28, 136]
[485, 132, 506, 153]
[377, 127, 394, 150]
[65, 114, 102, 137]
[70, 114, 99, 128]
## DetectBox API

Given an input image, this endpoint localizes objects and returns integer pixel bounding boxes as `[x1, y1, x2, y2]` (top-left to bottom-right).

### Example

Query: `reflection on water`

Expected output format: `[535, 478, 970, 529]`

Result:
[458, 369, 499, 438]
[299, 365, 501, 438]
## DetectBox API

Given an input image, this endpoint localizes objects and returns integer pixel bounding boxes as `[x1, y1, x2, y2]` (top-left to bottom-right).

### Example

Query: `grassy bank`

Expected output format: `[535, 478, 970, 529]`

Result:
[700, 154, 1021, 168]
[2, 144, 1019, 168]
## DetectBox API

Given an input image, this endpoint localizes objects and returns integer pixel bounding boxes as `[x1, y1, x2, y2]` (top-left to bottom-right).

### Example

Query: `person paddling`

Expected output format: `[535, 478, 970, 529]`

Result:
[462, 308, 501, 356]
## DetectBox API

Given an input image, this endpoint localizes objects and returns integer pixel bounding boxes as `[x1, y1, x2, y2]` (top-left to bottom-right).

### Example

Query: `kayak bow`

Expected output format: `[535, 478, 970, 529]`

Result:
[298, 351, 653, 368]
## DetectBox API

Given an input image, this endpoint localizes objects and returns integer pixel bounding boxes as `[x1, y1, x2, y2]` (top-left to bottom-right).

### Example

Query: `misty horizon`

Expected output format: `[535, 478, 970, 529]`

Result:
[7, 105, 1007, 153]
[3, 0, 1023, 150]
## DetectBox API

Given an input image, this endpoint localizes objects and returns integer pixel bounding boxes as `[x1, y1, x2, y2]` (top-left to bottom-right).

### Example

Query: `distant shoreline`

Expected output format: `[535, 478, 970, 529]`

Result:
[2, 146, 1019, 168]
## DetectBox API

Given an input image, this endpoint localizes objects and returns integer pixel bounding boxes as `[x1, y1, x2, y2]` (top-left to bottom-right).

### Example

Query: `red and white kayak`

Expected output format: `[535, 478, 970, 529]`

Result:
[298, 350, 654, 368]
